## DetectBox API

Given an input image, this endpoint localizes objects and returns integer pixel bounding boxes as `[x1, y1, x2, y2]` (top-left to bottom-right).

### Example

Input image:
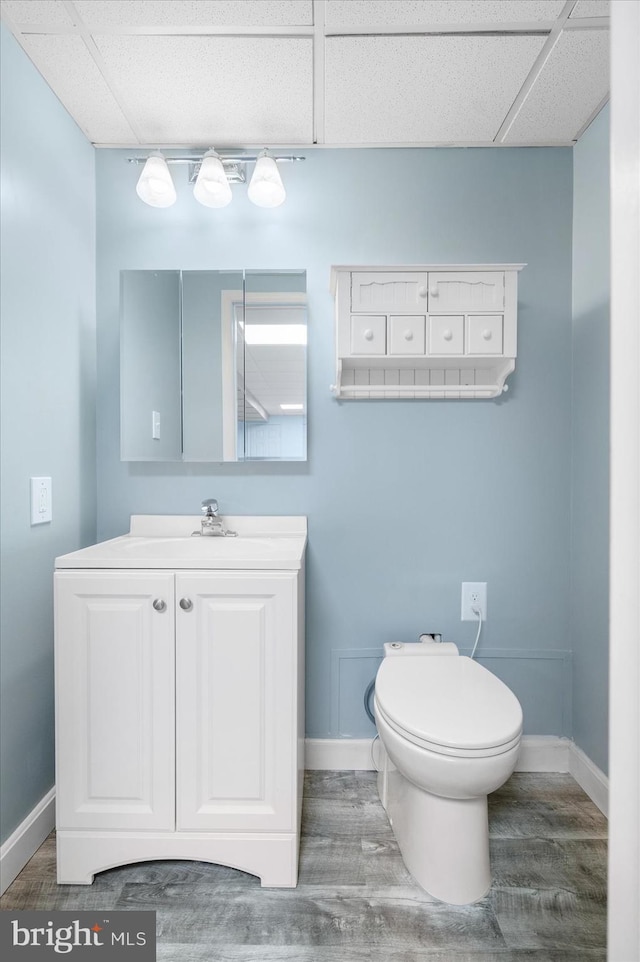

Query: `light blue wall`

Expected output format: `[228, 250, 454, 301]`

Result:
[96, 146, 574, 739]
[0, 25, 96, 843]
[571, 105, 610, 774]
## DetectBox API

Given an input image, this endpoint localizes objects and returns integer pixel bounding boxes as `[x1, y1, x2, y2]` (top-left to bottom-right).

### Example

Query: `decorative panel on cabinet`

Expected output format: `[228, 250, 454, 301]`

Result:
[331, 264, 525, 399]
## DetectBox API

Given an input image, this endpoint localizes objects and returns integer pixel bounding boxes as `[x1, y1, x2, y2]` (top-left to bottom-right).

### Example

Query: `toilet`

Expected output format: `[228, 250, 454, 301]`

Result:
[374, 640, 523, 905]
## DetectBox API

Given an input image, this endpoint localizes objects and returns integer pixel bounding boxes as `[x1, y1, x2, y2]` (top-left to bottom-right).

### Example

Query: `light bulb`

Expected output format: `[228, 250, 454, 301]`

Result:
[248, 152, 286, 208]
[193, 151, 232, 208]
[135, 152, 176, 208]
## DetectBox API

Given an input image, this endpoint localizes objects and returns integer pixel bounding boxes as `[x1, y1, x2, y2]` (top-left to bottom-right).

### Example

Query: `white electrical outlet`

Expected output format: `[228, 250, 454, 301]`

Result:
[461, 582, 487, 621]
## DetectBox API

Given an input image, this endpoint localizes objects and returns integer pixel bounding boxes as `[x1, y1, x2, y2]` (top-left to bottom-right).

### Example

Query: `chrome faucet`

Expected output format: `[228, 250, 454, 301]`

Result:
[200, 499, 224, 536]
[196, 499, 237, 537]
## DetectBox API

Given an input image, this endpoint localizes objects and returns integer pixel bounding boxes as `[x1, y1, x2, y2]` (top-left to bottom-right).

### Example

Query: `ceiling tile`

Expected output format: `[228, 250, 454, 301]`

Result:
[17, 33, 138, 142]
[570, 1, 609, 17]
[0, 0, 73, 25]
[325, 0, 566, 27]
[503, 28, 609, 142]
[94, 35, 313, 143]
[73, 0, 313, 28]
[325, 34, 547, 144]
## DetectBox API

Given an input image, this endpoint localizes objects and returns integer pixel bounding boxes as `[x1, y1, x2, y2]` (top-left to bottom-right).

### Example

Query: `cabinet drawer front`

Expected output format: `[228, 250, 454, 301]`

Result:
[429, 272, 504, 312]
[351, 271, 428, 312]
[467, 314, 504, 354]
[54, 572, 176, 832]
[429, 315, 464, 354]
[351, 314, 386, 354]
[388, 315, 426, 355]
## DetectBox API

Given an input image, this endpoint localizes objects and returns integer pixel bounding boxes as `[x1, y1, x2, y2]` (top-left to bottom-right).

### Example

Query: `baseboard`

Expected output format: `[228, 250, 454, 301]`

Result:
[0, 787, 55, 896]
[304, 736, 608, 815]
[568, 742, 609, 816]
[305, 735, 574, 773]
[515, 735, 572, 772]
[305, 738, 376, 771]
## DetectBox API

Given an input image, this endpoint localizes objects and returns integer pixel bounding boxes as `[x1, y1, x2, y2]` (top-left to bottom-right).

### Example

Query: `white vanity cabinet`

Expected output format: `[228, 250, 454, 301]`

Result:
[331, 264, 524, 399]
[54, 516, 306, 888]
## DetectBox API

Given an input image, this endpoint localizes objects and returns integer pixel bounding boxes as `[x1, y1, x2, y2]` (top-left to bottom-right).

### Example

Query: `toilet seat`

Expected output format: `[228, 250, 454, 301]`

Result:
[375, 655, 523, 758]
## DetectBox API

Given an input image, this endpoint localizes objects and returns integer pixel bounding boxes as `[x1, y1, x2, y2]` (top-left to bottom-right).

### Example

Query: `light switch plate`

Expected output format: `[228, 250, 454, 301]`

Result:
[30, 477, 52, 524]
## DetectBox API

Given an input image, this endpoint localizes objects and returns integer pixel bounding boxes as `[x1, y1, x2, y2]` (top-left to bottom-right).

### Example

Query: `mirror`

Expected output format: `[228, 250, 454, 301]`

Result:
[120, 270, 307, 462]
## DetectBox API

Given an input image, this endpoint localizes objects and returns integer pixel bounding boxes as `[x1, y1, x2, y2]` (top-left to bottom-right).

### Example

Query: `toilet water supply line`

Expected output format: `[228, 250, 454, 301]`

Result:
[363, 605, 485, 725]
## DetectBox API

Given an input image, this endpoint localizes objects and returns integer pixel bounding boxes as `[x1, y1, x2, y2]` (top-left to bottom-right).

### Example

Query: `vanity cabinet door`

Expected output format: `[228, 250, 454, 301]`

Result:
[54, 571, 176, 831]
[175, 571, 298, 833]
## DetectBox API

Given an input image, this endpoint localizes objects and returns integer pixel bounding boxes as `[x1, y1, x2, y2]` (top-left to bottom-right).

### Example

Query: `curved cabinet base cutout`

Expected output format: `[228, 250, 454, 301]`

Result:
[56, 831, 299, 888]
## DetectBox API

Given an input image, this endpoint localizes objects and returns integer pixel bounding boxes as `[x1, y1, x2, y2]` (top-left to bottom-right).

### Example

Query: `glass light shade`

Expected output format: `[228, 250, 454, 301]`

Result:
[135, 153, 176, 208]
[193, 152, 232, 208]
[248, 154, 286, 208]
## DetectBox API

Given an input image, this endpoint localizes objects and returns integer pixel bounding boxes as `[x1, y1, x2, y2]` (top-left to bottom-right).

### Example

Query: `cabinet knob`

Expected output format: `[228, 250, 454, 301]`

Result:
[430, 287, 438, 298]
[152, 599, 166, 612]
[403, 330, 414, 341]
[443, 329, 453, 341]
[363, 329, 374, 341]
[482, 329, 492, 340]
[179, 598, 193, 611]
[418, 285, 428, 298]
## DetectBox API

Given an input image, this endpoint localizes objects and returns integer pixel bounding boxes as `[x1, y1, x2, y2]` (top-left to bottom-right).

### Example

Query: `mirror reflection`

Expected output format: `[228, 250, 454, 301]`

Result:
[120, 270, 307, 462]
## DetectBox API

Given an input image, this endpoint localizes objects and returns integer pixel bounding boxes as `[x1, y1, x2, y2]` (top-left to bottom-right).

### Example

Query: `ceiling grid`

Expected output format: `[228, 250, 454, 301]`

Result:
[0, 0, 610, 147]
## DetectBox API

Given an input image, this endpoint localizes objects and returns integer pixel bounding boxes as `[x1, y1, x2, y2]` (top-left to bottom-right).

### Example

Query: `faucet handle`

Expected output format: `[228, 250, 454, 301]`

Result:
[201, 498, 219, 516]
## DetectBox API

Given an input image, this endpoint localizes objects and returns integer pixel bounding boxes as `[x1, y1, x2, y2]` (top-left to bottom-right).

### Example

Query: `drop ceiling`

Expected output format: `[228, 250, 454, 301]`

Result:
[0, 0, 609, 148]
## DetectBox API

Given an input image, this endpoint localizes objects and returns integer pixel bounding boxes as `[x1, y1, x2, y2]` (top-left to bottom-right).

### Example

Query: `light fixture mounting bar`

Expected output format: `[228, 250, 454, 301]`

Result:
[188, 162, 245, 185]
[127, 155, 305, 165]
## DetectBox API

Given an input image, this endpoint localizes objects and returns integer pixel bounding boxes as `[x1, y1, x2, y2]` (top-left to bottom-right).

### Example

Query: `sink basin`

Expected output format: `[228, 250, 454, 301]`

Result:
[120, 536, 273, 556]
[55, 516, 307, 570]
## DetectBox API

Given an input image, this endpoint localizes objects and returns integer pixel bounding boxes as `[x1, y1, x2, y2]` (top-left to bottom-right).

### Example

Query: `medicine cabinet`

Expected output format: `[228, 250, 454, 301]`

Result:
[120, 269, 307, 461]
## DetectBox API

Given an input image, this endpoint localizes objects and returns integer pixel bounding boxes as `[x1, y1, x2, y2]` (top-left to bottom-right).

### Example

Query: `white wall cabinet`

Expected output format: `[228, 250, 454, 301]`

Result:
[55, 564, 304, 887]
[331, 264, 525, 399]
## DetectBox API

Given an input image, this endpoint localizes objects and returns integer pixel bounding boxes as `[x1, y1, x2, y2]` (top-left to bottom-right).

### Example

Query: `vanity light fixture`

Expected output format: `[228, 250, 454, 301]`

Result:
[193, 149, 233, 208]
[247, 149, 286, 208]
[135, 151, 177, 208]
[130, 150, 303, 209]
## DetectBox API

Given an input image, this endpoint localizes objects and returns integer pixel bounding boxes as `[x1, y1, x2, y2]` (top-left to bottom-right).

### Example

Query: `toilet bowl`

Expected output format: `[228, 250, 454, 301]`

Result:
[374, 644, 523, 905]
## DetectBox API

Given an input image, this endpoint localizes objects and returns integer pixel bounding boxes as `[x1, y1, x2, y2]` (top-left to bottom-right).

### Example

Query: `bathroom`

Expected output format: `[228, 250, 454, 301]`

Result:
[0, 1, 638, 959]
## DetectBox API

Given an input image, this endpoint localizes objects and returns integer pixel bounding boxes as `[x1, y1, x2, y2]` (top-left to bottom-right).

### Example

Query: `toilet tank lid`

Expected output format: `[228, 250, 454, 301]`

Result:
[375, 655, 523, 751]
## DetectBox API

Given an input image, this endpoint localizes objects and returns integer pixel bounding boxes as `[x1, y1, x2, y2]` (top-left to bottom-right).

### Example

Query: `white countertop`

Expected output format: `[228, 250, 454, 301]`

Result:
[55, 515, 307, 570]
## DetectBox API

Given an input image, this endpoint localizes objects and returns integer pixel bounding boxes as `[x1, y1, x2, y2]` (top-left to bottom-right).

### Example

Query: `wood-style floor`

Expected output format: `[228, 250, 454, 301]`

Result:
[1, 771, 607, 960]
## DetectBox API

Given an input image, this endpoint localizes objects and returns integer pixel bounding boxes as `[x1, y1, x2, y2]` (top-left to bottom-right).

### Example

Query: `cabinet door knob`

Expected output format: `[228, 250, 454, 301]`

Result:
[482, 329, 492, 340]
[363, 329, 374, 341]
[443, 329, 453, 341]
[430, 287, 438, 298]
[179, 598, 193, 611]
[404, 330, 414, 341]
[152, 599, 166, 612]
[418, 285, 428, 298]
